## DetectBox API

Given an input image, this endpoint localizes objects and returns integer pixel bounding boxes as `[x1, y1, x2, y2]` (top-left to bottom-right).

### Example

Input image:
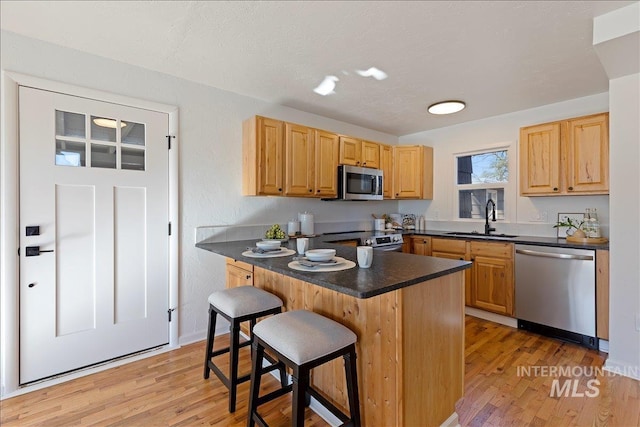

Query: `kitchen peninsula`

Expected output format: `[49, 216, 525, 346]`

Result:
[197, 235, 471, 426]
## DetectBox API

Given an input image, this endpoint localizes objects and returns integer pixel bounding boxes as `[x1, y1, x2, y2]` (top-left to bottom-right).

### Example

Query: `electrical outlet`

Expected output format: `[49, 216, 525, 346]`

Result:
[530, 211, 547, 222]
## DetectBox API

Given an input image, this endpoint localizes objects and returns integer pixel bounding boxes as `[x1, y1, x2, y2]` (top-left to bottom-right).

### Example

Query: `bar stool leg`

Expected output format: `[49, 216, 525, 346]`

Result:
[203, 306, 217, 379]
[291, 366, 309, 427]
[247, 341, 265, 427]
[228, 319, 241, 413]
[344, 345, 361, 427]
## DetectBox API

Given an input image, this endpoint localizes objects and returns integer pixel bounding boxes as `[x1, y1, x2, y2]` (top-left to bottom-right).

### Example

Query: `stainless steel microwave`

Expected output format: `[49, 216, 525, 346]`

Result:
[337, 165, 383, 200]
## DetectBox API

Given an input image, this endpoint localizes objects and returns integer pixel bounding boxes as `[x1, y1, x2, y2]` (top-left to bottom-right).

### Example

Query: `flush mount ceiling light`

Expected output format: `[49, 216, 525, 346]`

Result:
[427, 100, 466, 115]
[313, 75, 339, 96]
[93, 118, 127, 128]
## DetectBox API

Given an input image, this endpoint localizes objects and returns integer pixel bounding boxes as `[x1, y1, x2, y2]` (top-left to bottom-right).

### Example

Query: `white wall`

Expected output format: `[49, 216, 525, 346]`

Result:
[607, 72, 640, 376]
[0, 30, 398, 348]
[398, 94, 610, 237]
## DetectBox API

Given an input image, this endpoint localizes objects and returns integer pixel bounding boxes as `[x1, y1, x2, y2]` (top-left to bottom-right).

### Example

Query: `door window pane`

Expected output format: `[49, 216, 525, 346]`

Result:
[55, 139, 86, 167]
[91, 116, 118, 142]
[56, 111, 85, 138]
[91, 144, 116, 169]
[121, 147, 145, 171]
[122, 121, 145, 146]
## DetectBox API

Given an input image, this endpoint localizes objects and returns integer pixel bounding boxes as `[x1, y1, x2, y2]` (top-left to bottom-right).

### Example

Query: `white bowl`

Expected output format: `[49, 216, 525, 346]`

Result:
[256, 240, 281, 250]
[305, 249, 336, 262]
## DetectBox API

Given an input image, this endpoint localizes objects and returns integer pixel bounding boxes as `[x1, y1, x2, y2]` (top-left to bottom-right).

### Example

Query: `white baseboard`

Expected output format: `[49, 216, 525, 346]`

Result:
[598, 339, 609, 353]
[465, 307, 518, 328]
[440, 411, 461, 427]
[603, 359, 640, 380]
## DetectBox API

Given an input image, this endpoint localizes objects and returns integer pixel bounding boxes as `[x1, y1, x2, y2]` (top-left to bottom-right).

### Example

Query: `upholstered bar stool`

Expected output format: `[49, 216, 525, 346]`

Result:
[248, 310, 361, 427]
[204, 285, 286, 413]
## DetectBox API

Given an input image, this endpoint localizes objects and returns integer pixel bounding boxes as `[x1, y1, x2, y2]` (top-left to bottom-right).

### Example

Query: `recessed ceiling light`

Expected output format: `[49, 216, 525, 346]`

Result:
[93, 118, 127, 128]
[427, 100, 466, 115]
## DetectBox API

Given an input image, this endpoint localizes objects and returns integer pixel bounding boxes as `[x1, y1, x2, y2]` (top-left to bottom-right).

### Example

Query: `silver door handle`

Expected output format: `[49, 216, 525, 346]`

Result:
[516, 248, 593, 261]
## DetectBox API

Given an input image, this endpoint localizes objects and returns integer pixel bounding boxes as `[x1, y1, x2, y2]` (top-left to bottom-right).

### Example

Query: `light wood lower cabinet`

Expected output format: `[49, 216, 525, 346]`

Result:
[410, 236, 431, 256]
[252, 266, 464, 426]
[225, 259, 254, 335]
[469, 241, 514, 316]
[428, 238, 515, 316]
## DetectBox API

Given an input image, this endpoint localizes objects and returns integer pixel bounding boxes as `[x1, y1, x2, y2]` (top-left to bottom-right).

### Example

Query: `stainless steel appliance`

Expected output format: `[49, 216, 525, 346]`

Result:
[515, 244, 597, 348]
[336, 165, 383, 201]
[362, 233, 404, 252]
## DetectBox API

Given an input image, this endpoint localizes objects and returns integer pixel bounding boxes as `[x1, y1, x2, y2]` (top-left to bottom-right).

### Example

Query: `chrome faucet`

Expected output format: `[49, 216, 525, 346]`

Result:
[485, 199, 496, 235]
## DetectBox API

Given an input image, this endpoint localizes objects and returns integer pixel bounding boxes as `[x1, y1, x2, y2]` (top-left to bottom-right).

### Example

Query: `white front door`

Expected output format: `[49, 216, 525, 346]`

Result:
[19, 86, 170, 384]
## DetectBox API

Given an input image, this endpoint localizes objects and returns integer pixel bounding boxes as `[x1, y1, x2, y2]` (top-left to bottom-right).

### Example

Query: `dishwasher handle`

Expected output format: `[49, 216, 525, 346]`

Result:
[516, 248, 593, 261]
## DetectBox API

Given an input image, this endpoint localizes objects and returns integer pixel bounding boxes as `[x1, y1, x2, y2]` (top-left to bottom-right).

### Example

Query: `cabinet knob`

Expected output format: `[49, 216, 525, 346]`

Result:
[246, 275, 251, 280]
[363, 162, 366, 166]
[309, 189, 313, 192]
[568, 186, 573, 191]
[460, 257, 464, 261]
[356, 161, 360, 165]
[278, 188, 282, 192]
[553, 187, 558, 191]
[316, 189, 320, 193]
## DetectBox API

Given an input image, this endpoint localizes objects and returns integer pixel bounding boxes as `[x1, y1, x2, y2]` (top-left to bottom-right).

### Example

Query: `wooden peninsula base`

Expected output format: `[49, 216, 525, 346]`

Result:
[253, 266, 464, 427]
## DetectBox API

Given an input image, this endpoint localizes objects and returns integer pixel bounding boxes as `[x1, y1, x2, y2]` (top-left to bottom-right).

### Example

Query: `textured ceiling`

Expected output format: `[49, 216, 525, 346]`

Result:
[0, 1, 633, 136]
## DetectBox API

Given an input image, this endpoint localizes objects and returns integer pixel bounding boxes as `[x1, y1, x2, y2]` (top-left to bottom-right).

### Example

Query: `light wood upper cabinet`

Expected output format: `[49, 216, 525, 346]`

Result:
[314, 130, 340, 198]
[393, 145, 433, 199]
[566, 114, 609, 193]
[519, 113, 609, 196]
[380, 144, 393, 198]
[339, 136, 361, 166]
[361, 141, 380, 168]
[519, 122, 561, 195]
[285, 123, 315, 197]
[243, 116, 284, 196]
[339, 137, 380, 168]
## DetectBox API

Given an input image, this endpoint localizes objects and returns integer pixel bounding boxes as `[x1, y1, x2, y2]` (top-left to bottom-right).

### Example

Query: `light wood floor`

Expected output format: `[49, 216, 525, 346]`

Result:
[1, 316, 638, 426]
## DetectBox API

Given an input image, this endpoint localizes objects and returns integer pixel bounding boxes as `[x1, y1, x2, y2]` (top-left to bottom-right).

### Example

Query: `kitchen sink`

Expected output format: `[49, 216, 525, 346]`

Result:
[444, 232, 518, 239]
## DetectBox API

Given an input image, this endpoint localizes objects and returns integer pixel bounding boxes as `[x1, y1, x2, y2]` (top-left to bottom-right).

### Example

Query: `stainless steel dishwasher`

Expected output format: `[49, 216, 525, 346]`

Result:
[515, 244, 597, 349]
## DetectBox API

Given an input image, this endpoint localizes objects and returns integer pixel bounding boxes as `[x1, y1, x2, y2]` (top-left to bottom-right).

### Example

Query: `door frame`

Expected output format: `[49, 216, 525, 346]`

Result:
[1, 71, 180, 397]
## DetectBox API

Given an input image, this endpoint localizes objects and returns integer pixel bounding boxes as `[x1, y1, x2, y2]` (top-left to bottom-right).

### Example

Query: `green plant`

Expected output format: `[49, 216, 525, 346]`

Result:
[553, 217, 584, 231]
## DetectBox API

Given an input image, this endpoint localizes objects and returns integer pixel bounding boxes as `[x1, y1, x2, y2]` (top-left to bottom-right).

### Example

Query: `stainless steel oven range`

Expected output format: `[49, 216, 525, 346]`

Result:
[362, 232, 404, 252]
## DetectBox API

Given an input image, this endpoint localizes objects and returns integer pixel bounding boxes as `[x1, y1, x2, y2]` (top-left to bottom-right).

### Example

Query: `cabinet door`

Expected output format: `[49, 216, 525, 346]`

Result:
[226, 262, 254, 289]
[361, 141, 380, 168]
[394, 146, 421, 198]
[339, 136, 361, 166]
[470, 255, 513, 316]
[566, 113, 609, 194]
[314, 130, 340, 198]
[257, 117, 285, 195]
[519, 122, 561, 195]
[411, 236, 431, 256]
[285, 123, 314, 196]
[380, 144, 393, 198]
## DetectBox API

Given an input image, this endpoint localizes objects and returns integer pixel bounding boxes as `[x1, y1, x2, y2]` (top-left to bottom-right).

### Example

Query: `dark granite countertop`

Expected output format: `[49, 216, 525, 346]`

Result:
[323, 230, 609, 250]
[196, 237, 471, 299]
